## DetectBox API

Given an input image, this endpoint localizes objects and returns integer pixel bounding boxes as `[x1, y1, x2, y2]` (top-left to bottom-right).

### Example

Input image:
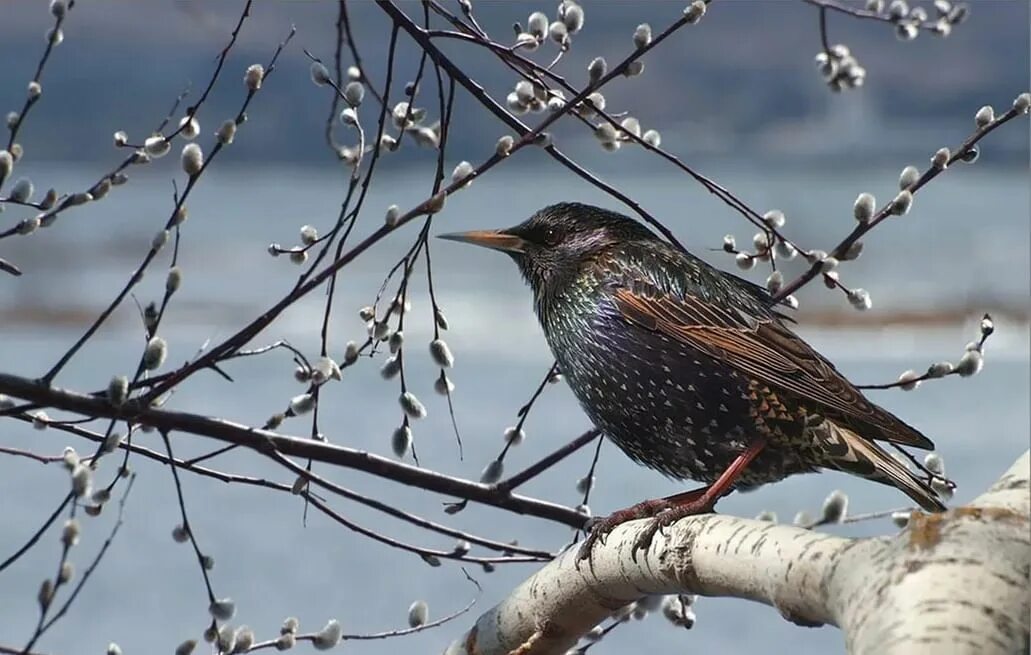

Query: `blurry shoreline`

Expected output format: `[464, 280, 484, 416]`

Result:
[3, 300, 1027, 330]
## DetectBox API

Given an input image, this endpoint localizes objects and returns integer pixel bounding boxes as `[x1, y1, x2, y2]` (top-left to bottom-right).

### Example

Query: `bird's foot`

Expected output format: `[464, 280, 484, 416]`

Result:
[577, 487, 717, 565]
[629, 495, 718, 562]
[576, 497, 674, 564]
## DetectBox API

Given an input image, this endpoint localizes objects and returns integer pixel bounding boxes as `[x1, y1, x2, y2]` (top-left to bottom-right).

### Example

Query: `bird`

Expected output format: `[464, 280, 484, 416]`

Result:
[439, 202, 948, 558]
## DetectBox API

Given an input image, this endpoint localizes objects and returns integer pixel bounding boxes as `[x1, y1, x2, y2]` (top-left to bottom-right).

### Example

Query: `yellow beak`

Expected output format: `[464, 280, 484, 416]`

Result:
[437, 229, 527, 254]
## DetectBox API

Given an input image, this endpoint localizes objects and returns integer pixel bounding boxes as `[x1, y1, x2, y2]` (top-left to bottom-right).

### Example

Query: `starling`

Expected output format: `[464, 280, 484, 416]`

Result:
[440, 203, 947, 556]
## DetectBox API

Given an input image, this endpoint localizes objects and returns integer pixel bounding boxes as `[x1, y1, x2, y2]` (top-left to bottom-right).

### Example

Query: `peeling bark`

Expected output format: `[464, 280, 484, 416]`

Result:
[449, 451, 1030, 655]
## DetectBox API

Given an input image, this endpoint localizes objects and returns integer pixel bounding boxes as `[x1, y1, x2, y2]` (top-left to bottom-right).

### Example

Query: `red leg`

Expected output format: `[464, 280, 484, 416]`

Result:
[577, 437, 768, 563]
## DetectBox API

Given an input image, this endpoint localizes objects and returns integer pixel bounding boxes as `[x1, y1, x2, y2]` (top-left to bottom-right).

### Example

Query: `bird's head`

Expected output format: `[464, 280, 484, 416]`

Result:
[439, 202, 657, 295]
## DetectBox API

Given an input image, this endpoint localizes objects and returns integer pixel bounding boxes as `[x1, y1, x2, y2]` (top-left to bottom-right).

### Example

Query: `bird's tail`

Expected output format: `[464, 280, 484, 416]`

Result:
[817, 421, 948, 512]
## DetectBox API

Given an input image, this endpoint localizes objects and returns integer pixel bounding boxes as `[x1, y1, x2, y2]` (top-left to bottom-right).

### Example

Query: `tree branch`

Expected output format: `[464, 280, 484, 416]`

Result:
[0, 372, 585, 528]
[449, 451, 1030, 654]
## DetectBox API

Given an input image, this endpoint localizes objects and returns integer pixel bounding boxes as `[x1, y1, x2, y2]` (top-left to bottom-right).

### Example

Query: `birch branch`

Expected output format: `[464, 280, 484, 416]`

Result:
[450, 450, 1030, 655]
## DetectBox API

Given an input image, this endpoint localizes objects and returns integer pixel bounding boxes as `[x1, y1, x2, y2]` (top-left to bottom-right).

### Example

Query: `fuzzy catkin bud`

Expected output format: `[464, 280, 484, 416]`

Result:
[899, 165, 920, 189]
[209, 598, 236, 621]
[143, 336, 167, 370]
[955, 349, 983, 377]
[924, 452, 945, 476]
[775, 240, 798, 260]
[429, 339, 454, 368]
[32, 410, 50, 430]
[495, 135, 514, 157]
[144, 135, 167, 157]
[172, 524, 189, 543]
[399, 391, 426, 419]
[974, 104, 994, 128]
[503, 426, 525, 446]
[0, 150, 13, 179]
[310, 62, 331, 86]
[576, 475, 594, 494]
[820, 489, 848, 523]
[233, 626, 255, 652]
[275, 633, 295, 651]
[897, 369, 921, 390]
[17, 216, 40, 235]
[391, 425, 412, 457]
[853, 192, 876, 222]
[1013, 92, 1031, 114]
[762, 209, 786, 229]
[107, 375, 129, 406]
[433, 373, 454, 396]
[895, 22, 918, 40]
[588, 57, 607, 84]
[38, 579, 54, 610]
[313, 620, 342, 650]
[165, 266, 182, 294]
[408, 600, 429, 627]
[642, 129, 661, 147]
[101, 431, 124, 455]
[527, 11, 549, 39]
[889, 189, 913, 216]
[684, 1, 706, 23]
[891, 511, 911, 528]
[71, 464, 92, 497]
[451, 161, 474, 187]
[62, 519, 79, 546]
[180, 143, 203, 176]
[343, 81, 364, 107]
[245, 64, 264, 91]
[215, 627, 236, 651]
[10, 178, 33, 203]
[562, 2, 584, 32]
[289, 393, 315, 415]
[380, 355, 401, 380]
[152, 229, 169, 252]
[178, 115, 200, 141]
[926, 361, 954, 378]
[735, 252, 754, 270]
[848, 288, 872, 310]
[931, 147, 950, 169]
[216, 120, 236, 145]
[480, 459, 504, 484]
[633, 23, 652, 48]
[300, 224, 318, 245]
[388, 332, 403, 354]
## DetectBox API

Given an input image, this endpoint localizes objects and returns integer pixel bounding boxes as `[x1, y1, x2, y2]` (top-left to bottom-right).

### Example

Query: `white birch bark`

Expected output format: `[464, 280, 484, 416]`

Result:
[448, 451, 1030, 655]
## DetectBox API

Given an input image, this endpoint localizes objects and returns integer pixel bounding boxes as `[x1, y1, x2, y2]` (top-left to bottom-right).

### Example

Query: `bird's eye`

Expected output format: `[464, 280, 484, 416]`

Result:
[542, 227, 559, 244]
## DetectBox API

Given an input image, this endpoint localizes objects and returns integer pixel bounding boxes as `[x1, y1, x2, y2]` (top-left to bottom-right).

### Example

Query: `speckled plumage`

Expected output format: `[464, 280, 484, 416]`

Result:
[442, 202, 946, 512]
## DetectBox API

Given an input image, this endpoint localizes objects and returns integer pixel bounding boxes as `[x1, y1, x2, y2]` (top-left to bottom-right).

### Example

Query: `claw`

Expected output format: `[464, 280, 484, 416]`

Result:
[576, 509, 634, 567]
[630, 518, 662, 562]
[575, 485, 723, 567]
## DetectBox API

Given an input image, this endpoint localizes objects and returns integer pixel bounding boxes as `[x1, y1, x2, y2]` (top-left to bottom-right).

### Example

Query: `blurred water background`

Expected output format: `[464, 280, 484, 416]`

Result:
[1, 2, 1028, 654]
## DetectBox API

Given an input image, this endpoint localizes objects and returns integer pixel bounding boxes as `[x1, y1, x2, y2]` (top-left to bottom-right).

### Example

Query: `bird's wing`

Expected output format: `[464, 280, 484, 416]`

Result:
[611, 284, 934, 449]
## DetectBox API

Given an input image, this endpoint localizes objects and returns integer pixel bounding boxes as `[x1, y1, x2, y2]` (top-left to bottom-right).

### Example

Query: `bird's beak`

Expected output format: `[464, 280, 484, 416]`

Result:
[437, 229, 527, 254]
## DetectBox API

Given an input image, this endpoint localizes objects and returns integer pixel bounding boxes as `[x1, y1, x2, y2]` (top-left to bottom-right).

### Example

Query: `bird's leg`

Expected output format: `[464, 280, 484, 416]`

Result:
[576, 491, 708, 562]
[629, 437, 769, 560]
[576, 437, 769, 563]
